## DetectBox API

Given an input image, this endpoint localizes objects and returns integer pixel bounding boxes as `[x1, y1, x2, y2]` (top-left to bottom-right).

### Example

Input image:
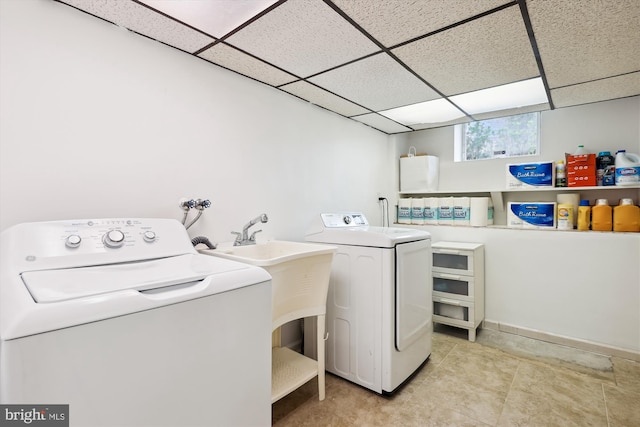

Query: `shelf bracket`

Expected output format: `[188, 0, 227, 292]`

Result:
[490, 191, 504, 212]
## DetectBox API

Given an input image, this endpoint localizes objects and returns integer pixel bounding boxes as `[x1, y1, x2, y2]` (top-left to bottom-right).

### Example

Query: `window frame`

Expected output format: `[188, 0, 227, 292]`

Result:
[454, 112, 541, 162]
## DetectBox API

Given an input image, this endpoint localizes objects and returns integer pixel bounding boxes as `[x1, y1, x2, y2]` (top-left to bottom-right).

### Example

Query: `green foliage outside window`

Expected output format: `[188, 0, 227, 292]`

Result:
[462, 112, 539, 161]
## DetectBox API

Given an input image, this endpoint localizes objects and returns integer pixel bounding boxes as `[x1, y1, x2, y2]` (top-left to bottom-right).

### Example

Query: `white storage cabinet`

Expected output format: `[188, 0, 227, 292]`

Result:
[431, 242, 484, 342]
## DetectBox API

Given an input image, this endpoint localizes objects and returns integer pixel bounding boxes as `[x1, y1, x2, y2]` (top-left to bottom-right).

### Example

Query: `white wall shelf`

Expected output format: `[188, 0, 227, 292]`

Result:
[400, 184, 640, 195]
[399, 185, 640, 227]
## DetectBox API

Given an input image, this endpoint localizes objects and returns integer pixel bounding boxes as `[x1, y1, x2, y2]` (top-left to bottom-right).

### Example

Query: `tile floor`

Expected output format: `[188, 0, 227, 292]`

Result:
[272, 328, 640, 427]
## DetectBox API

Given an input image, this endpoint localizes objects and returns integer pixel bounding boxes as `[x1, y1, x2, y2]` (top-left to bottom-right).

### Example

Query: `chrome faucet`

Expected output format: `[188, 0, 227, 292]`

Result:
[232, 213, 268, 246]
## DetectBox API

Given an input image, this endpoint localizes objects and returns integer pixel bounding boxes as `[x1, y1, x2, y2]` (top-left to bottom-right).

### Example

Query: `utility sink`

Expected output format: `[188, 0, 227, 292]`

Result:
[198, 241, 337, 326]
[200, 239, 337, 402]
[202, 240, 336, 267]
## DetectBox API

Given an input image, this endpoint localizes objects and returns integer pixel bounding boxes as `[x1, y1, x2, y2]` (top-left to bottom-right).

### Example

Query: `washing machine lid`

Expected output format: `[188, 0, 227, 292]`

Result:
[21, 254, 249, 303]
[306, 213, 430, 248]
[1, 218, 273, 340]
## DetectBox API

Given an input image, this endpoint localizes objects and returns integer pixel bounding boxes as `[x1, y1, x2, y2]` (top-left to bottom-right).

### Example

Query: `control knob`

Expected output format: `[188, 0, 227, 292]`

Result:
[143, 231, 156, 243]
[65, 234, 82, 249]
[103, 230, 125, 248]
[343, 215, 352, 225]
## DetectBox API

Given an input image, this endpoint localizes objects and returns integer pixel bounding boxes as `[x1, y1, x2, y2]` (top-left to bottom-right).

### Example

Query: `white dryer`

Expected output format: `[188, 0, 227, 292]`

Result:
[305, 212, 432, 394]
[0, 218, 272, 427]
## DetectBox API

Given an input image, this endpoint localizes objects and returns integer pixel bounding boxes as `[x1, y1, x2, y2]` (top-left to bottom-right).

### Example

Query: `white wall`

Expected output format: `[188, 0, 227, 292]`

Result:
[401, 96, 640, 192]
[0, 0, 395, 241]
[401, 97, 640, 356]
[2, 0, 639, 356]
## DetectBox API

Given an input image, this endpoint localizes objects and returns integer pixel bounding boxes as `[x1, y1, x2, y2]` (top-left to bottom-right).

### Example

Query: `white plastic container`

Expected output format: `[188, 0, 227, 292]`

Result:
[614, 150, 640, 186]
[574, 145, 590, 155]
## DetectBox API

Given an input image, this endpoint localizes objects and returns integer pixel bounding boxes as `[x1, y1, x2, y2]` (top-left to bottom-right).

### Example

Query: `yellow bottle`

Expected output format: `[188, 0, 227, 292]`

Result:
[613, 199, 640, 232]
[591, 199, 612, 231]
[577, 200, 591, 231]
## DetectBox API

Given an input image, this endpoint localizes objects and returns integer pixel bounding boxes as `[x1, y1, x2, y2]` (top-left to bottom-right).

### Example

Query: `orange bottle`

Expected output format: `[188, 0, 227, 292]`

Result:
[613, 199, 640, 232]
[591, 199, 612, 231]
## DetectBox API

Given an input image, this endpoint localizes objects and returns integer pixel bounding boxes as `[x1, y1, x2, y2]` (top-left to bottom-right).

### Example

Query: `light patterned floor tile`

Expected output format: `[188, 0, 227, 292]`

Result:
[273, 331, 635, 427]
[603, 384, 640, 427]
[497, 361, 608, 427]
[612, 357, 640, 394]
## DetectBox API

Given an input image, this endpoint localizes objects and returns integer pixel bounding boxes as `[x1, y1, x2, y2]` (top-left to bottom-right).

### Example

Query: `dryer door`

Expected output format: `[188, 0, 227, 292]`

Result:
[395, 239, 431, 351]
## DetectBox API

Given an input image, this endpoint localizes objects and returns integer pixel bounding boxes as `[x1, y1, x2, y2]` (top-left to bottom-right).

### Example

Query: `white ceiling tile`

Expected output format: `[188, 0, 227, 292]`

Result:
[54, 0, 640, 133]
[528, 0, 640, 89]
[139, 0, 278, 38]
[550, 73, 640, 109]
[309, 53, 440, 112]
[392, 6, 539, 96]
[279, 81, 370, 117]
[60, 0, 214, 52]
[224, 0, 380, 77]
[199, 43, 297, 86]
[333, 0, 509, 47]
[351, 113, 412, 134]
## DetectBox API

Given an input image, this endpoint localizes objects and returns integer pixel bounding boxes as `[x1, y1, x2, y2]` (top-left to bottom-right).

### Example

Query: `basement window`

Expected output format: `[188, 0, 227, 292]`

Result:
[454, 112, 540, 162]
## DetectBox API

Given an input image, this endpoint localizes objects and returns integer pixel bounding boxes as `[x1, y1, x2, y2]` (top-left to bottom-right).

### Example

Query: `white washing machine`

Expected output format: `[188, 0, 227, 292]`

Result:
[0, 218, 272, 427]
[305, 212, 432, 394]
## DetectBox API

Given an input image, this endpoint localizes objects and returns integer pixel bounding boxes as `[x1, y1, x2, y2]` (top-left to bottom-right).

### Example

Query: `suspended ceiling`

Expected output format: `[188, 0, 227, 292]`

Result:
[56, 0, 640, 134]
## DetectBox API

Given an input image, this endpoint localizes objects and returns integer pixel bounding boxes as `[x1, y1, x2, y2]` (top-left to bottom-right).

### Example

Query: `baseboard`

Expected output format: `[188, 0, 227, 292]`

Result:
[482, 320, 640, 362]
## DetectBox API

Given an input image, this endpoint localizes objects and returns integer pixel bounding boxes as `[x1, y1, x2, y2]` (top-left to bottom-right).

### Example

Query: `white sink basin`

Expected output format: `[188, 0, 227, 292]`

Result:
[200, 239, 337, 403]
[199, 240, 336, 330]
[201, 240, 336, 267]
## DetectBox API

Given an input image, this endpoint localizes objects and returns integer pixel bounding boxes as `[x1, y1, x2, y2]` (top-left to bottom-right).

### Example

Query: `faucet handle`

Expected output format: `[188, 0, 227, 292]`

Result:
[231, 231, 242, 244]
[249, 230, 262, 241]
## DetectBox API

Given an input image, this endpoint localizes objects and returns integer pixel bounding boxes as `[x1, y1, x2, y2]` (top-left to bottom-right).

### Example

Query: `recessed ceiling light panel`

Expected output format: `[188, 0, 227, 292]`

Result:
[140, 0, 279, 37]
[379, 99, 466, 126]
[450, 77, 548, 115]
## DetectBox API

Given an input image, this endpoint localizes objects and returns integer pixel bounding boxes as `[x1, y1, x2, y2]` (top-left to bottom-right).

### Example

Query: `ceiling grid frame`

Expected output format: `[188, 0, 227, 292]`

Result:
[53, 0, 640, 134]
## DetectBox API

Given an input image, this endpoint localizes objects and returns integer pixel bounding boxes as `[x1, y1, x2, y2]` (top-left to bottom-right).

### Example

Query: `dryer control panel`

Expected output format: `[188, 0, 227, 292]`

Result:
[320, 213, 369, 228]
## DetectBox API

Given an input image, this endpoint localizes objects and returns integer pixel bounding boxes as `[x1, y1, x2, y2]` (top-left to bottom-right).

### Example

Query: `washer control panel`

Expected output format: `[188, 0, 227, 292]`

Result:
[320, 213, 369, 228]
[58, 219, 162, 251]
[9, 218, 196, 272]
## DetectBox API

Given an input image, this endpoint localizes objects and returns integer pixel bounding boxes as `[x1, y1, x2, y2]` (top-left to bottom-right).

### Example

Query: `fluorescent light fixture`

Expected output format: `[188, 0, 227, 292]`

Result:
[379, 98, 466, 126]
[379, 78, 548, 126]
[139, 0, 278, 37]
[450, 77, 548, 115]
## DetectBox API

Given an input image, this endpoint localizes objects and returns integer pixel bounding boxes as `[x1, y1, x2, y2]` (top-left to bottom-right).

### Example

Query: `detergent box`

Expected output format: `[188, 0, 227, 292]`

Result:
[507, 202, 557, 229]
[506, 162, 555, 189]
[566, 153, 596, 187]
